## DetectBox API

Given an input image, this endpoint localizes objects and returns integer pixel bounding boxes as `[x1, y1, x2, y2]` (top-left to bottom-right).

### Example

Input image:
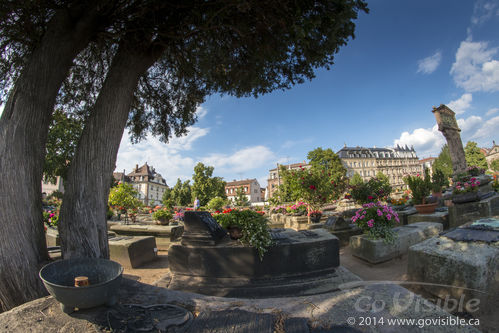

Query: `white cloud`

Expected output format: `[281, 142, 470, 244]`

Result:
[394, 125, 445, 157]
[0, 104, 4, 117]
[393, 114, 495, 157]
[201, 145, 275, 174]
[417, 51, 442, 74]
[447, 93, 472, 114]
[486, 107, 499, 116]
[471, 1, 499, 26]
[469, 115, 499, 141]
[195, 106, 208, 119]
[115, 126, 209, 185]
[450, 40, 499, 92]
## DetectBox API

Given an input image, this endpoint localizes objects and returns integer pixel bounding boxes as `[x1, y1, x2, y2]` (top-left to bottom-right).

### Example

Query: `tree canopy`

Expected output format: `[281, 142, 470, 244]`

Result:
[432, 145, 453, 179]
[191, 162, 227, 206]
[162, 178, 192, 207]
[464, 141, 488, 170]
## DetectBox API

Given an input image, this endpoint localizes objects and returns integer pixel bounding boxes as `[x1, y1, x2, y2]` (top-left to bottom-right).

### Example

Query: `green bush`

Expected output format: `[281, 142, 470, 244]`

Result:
[350, 177, 392, 204]
[152, 209, 173, 221]
[207, 196, 226, 211]
[404, 170, 432, 205]
[213, 209, 272, 260]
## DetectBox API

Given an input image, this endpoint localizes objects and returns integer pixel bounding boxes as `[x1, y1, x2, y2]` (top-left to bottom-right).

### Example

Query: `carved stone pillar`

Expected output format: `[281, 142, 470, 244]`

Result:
[432, 104, 467, 175]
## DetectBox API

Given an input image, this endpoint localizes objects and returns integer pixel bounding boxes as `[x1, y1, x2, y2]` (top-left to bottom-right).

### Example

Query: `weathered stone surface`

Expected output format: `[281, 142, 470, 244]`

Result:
[109, 236, 157, 268]
[110, 224, 184, 250]
[350, 222, 443, 264]
[284, 215, 327, 230]
[45, 226, 60, 247]
[407, 211, 449, 229]
[325, 216, 348, 230]
[0, 277, 480, 332]
[408, 235, 499, 317]
[168, 228, 342, 298]
[181, 211, 228, 246]
[448, 193, 499, 228]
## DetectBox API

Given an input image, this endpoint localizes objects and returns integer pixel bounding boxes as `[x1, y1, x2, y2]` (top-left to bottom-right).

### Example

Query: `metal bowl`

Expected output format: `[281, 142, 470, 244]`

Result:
[39, 257, 123, 313]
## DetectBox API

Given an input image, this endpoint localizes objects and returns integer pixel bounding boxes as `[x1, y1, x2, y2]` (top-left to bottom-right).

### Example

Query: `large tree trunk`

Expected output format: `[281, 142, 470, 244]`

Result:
[59, 39, 162, 259]
[0, 5, 106, 311]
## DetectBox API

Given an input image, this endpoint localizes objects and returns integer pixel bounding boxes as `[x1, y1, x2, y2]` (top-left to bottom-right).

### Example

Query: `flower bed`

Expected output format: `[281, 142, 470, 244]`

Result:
[351, 201, 400, 244]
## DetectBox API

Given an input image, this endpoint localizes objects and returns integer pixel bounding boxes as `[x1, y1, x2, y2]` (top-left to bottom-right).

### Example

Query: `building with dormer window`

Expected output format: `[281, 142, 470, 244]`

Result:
[116, 163, 168, 206]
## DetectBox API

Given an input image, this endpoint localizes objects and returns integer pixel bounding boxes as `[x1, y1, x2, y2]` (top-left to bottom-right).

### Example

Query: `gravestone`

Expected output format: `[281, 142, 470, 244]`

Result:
[432, 104, 467, 175]
[168, 211, 347, 297]
[181, 211, 228, 246]
[408, 218, 499, 317]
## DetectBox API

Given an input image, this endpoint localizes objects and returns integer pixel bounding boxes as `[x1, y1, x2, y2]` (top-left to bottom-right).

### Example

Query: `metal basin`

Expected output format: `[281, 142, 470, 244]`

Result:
[39, 257, 123, 313]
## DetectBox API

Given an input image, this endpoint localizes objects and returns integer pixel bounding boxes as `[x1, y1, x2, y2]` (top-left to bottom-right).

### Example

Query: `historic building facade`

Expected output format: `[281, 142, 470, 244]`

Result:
[337, 145, 423, 190]
[225, 178, 262, 203]
[483, 141, 499, 170]
[121, 163, 168, 206]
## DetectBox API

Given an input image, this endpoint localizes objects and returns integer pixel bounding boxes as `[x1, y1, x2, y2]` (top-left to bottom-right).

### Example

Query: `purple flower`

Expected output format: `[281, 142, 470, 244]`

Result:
[377, 209, 383, 216]
[387, 214, 392, 220]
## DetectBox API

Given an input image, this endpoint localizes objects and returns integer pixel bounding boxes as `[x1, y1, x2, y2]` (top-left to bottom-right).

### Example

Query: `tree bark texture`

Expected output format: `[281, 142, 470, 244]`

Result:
[0, 6, 105, 311]
[59, 39, 163, 259]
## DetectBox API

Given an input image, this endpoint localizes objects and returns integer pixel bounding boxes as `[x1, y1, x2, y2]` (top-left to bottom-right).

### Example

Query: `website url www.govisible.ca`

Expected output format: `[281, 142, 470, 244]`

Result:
[347, 316, 480, 328]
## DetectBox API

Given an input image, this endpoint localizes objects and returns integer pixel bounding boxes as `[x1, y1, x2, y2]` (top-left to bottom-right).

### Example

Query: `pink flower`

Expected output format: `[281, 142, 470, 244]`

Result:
[386, 214, 392, 220]
[377, 209, 383, 216]
[368, 195, 374, 200]
[476, 181, 480, 185]
[367, 219, 374, 228]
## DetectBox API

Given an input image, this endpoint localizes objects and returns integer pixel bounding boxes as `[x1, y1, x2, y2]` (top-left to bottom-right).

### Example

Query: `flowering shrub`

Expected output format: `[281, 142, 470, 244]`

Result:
[350, 177, 392, 204]
[466, 166, 485, 177]
[174, 211, 185, 222]
[453, 177, 481, 194]
[43, 210, 59, 227]
[213, 209, 272, 260]
[492, 174, 499, 191]
[390, 197, 409, 206]
[284, 165, 347, 212]
[352, 202, 400, 244]
[308, 210, 322, 216]
[271, 205, 288, 214]
[152, 209, 173, 221]
[286, 201, 308, 215]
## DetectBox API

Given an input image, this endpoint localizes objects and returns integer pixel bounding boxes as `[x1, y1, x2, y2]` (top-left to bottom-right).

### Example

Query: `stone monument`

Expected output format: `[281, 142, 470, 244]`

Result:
[167, 211, 355, 298]
[432, 104, 467, 175]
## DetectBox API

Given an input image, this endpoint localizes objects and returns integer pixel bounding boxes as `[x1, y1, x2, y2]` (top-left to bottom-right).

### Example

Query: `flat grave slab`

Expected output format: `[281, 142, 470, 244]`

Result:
[109, 236, 157, 268]
[448, 192, 499, 228]
[407, 211, 449, 229]
[408, 218, 499, 317]
[350, 222, 442, 264]
[110, 223, 183, 250]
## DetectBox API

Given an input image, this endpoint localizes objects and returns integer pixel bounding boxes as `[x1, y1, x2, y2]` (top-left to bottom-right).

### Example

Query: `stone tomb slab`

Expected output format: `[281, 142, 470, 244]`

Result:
[110, 224, 184, 250]
[407, 211, 449, 229]
[407, 229, 499, 317]
[350, 222, 442, 264]
[448, 192, 499, 228]
[109, 235, 157, 268]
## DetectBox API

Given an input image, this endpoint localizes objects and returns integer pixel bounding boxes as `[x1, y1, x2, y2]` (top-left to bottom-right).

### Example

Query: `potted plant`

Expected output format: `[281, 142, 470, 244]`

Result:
[286, 201, 308, 216]
[452, 177, 481, 204]
[213, 209, 272, 260]
[431, 169, 448, 198]
[351, 201, 400, 244]
[152, 209, 173, 225]
[308, 210, 323, 223]
[404, 170, 436, 214]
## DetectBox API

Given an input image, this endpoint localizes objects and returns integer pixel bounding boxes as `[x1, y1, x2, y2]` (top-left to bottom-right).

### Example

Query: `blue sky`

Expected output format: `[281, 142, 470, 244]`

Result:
[96, 1, 499, 187]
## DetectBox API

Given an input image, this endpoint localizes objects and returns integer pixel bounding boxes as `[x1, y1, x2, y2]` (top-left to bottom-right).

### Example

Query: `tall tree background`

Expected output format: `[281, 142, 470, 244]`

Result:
[0, 0, 368, 310]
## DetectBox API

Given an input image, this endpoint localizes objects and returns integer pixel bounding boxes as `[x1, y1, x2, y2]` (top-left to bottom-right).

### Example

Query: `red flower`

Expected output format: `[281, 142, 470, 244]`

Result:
[309, 185, 316, 190]
[368, 195, 373, 200]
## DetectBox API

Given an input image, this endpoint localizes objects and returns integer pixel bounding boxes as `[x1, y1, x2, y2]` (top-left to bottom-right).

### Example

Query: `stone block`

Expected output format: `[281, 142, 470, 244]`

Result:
[408, 211, 449, 229]
[448, 193, 499, 228]
[45, 227, 60, 247]
[109, 236, 156, 268]
[350, 222, 442, 264]
[110, 224, 184, 250]
[408, 236, 499, 316]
